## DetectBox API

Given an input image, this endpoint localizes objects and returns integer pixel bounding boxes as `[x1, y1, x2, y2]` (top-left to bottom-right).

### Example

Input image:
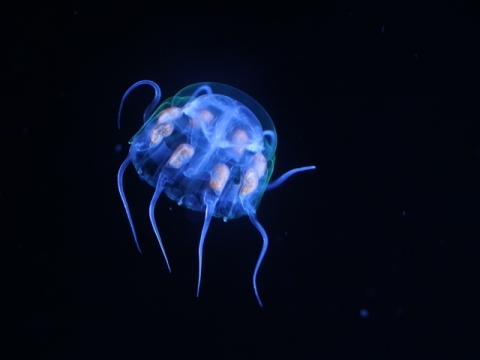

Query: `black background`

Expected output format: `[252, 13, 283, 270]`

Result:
[2, 1, 479, 358]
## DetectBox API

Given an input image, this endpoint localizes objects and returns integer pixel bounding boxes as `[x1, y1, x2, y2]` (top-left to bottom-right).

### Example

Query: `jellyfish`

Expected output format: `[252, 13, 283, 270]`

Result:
[117, 80, 315, 306]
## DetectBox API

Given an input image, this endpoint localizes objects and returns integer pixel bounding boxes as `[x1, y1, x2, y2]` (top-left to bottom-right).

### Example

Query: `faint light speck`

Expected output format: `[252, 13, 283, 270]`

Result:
[359, 309, 369, 318]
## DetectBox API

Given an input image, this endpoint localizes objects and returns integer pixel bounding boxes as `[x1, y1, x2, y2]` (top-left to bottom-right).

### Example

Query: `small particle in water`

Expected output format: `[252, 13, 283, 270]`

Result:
[359, 309, 369, 318]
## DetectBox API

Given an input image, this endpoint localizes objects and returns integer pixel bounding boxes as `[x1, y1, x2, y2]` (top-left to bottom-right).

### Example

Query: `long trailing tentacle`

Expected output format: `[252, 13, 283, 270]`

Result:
[149, 175, 171, 272]
[197, 200, 216, 298]
[266, 166, 316, 191]
[248, 212, 269, 307]
[118, 156, 142, 253]
[118, 80, 162, 129]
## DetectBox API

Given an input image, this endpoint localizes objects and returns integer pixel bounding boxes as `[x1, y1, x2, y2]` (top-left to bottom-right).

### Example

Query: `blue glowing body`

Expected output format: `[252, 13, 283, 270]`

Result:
[117, 81, 315, 306]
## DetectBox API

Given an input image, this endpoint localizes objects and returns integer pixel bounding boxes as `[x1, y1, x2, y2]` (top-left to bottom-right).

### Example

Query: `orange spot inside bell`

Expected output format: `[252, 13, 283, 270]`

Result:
[167, 143, 194, 168]
[239, 169, 259, 196]
[231, 129, 249, 155]
[252, 153, 267, 178]
[158, 107, 182, 123]
[209, 164, 230, 193]
[150, 122, 174, 147]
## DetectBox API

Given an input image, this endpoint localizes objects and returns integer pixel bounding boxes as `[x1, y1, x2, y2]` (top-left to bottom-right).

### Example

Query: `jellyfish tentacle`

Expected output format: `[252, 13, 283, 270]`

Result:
[266, 166, 316, 191]
[197, 199, 216, 298]
[248, 212, 268, 307]
[190, 85, 213, 101]
[262, 130, 277, 159]
[149, 175, 171, 272]
[118, 80, 162, 129]
[118, 156, 142, 253]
